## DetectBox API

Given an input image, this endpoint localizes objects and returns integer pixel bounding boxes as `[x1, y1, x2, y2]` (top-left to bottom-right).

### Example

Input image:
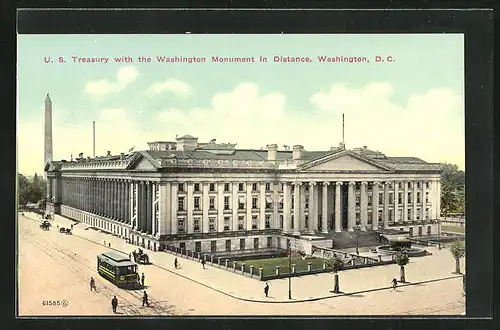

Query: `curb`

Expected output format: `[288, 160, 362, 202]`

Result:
[69, 226, 464, 304]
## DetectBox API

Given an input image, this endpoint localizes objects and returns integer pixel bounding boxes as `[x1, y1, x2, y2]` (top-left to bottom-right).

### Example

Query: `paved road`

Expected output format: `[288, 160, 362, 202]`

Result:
[17, 213, 465, 316]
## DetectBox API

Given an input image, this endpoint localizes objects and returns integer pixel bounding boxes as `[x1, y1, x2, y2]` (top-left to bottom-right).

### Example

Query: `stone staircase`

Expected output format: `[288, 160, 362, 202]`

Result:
[330, 230, 388, 249]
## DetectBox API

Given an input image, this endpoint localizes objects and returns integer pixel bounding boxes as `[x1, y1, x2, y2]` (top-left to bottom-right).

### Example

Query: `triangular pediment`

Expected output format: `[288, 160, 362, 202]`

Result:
[127, 151, 160, 171]
[299, 151, 393, 172]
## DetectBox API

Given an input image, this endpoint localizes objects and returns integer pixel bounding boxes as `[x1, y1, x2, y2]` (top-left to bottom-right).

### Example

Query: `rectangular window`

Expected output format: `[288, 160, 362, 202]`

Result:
[280, 215, 284, 229]
[417, 192, 421, 204]
[408, 193, 412, 204]
[389, 193, 394, 204]
[425, 192, 429, 203]
[398, 192, 402, 204]
[252, 197, 258, 209]
[265, 183, 271, 191]
[279, 183, 284, 191]
[254, 238, 259, 249]
[240, 238, 245, 250]
[398, 182, 403, 189]
[194, 183, 200, 192]
[239, 183, 244, 192]
[425, 208, 429, 220]
[408, 182, 412, 189]
[224, 183, 230, 192]
[407, 209, 412, 221]
[279, 197, 283, 209]
[367, 212, 372, 224]
[224, 216, 230, 231]
[209, 216, 216, 232]
[211, 241, 216, 253]
[180, 242, 186, 251]
[195, 241, 201, 253]
[178, 183, 184, 192]
[194, 197, 200, 210]
[252, 183, 258, 191]
[416, 209, 420, 220]
[265, 215, 271, 228]
[305, 197, 309, 209]
[209, 183, 215, 192]
[368, 195, 372, 206]
[426, 182, 430, 189]
[224, 196, 230, 210]
[417, 182, 421, 189]
[238, 216, 244, 230]
[252, 215, 258, 229]
[267, 237, 272, 248]
[356, 194, 360, 206]
[265, 197, 272, 209]
[378, 210, 382, 222]
[209, 197, 215, 210]
[379, 193, 383, 205]
[178, 197, 185, 211]
[177, 218, 185, 233]
[226, 239, 231, 252]
[194, 217, 200, 232]
[238, 197, 245, 210]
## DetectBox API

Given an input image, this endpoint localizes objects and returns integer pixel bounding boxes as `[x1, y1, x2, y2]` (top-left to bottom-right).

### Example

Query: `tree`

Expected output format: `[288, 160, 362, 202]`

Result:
[327, 255, 345, 293]
[395, 251, 410, 283]
[17, 173, 47, 207]
[439, 163, 465, 216]
[449, 240, 465, 274]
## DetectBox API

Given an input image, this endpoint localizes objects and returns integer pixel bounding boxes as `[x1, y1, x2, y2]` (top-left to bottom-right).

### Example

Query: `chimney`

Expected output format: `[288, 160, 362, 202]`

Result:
[266, 144, 278, 161]
[338, 141, 346, 150]
[363, 146, 368, 151]
[106, 150, 111, 156]
[292, 145, 304, 160]
[78, 152, 83, 158]
[120, 152, 125, 160]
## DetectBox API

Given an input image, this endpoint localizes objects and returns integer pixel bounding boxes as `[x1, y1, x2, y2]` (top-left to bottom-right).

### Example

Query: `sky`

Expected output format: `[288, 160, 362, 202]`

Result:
[17, 34, 464, 175]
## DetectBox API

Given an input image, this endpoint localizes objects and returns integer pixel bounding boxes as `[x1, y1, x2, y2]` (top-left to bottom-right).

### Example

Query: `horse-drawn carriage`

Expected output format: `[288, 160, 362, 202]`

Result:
[132, 248, 150, 265]
[59, 227, 72, 235]
[39, 220, 51, 231]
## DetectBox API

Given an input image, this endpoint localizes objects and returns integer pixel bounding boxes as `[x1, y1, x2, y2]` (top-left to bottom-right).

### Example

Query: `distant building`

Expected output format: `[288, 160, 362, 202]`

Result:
[45, 132, 442, 253]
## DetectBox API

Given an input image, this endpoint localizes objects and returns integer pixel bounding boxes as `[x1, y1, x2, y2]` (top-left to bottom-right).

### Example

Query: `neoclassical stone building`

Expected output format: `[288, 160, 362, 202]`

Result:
[45, 135, 442, 253]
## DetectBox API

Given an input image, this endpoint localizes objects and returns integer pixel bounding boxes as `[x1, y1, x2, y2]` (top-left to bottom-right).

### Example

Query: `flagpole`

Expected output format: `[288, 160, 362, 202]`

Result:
[93, 121, 96, 158]
[342, 114, 345, 145]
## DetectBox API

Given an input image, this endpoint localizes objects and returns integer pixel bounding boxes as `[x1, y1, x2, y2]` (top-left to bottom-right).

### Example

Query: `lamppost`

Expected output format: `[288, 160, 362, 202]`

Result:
[437, 217, 442, 250]
[288, 239, 292, 299]
[354, 224, 361, 255]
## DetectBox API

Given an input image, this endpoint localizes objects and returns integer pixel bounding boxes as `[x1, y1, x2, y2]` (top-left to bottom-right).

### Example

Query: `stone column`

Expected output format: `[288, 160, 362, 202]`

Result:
[152, 183, 157, 235]
[283, 182, 291, 233]
[421, 180, 426, 222]
[120, 180, 124, 221]
[334, 181, 342, 232]
[246, 182, 253, 231]
[187, 182, 194, 233]
[260, 182, 266, 230]
[403, 181, 409, 223]
[372, 181, 379, 230]
[436, 180, 441, 219]
[394, 181, 399, 223]
[231, 182, 238, 231]
[107, 179, 111, 218]
[112, 180, 116, 219]
[308, 182, 315, 234]
[203, 182, 210, 233]
[347, 181, 356, 231]
[293, 182, 301, 236]
[170, 182, 178, 235]
[384, 181, 390, 228]
[273, 182, 279, 229]
[321, 182, 329, 233]
[360, 181, 368, 231]
[146, 182, 153, 234]
[218, 182, 225, 232]
[412, 180, 418, 222]
[299, 183, 306, 233]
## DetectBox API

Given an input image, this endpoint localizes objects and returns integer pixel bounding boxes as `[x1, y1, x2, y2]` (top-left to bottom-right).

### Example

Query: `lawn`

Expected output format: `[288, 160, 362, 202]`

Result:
[441, 226, 465, 234]
[237, 256, 327, 276]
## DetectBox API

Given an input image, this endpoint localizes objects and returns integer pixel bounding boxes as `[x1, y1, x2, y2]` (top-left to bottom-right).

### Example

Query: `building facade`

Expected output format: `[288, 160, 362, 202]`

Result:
[45, 135, 442, 253]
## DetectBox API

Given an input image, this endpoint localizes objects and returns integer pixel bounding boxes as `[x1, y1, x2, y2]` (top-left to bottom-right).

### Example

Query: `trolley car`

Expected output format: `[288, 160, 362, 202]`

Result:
[97, 251, 140, 288]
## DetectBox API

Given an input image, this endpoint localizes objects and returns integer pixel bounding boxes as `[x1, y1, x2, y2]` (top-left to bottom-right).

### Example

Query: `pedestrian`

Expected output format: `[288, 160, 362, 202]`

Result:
[109, 243, 111, 247]
[141, 273, 145, 287]
[90, 277, 96, 291]
[201, 257, 206, 269]
[104, 240, 106, 246]
[129, 253, 132, 260]
[264, 282, 269, 297]
[174, 257, 178, 269]
[142, 291, 149, 307]
[111, 295, 118, 313]
[391, 278, 398, 291]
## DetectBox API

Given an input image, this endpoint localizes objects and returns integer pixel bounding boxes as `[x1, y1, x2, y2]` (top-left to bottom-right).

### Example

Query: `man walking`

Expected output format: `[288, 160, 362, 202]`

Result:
[391, 278, 398, 291]
[111, 295, 118, 313]
[90, 277, 97, 292]
[142, 291, 149, 307]
[174, 258, 178, 269]
[201, 257, 206, 269]
[264, 282, 269, 297]
[141, 273, 145, 287]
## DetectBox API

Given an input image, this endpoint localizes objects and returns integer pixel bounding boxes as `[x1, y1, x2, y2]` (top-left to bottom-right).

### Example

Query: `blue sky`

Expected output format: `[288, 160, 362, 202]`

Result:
[17, 34, 464, 175]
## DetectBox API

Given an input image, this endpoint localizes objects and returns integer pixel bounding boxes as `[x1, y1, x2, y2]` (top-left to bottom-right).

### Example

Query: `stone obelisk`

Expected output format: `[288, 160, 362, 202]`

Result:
[44, 93, 53, 179]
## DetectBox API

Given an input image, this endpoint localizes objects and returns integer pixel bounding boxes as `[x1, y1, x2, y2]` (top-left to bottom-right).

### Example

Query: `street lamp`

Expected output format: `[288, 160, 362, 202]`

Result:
[437, 217, 442, 250]
[288, 239, 292, 299]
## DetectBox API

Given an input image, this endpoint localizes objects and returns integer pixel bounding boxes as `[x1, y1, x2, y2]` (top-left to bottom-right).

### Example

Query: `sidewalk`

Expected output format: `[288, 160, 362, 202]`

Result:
[43, 213, 465, 303]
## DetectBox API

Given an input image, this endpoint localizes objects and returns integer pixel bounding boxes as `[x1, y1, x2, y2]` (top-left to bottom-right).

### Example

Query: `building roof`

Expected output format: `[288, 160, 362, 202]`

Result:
[177, 134, 197, 139]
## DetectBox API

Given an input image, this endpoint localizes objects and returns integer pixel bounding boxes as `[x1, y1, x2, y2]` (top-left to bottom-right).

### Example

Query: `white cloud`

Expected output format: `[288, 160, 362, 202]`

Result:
[85, 66, 139, 95]
[145, 79, 192, 97]
[17, 81, 465, 175]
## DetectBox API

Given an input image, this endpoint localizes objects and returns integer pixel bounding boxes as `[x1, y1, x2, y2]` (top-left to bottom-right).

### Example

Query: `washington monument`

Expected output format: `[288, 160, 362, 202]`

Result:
[44, 93, 53, 178]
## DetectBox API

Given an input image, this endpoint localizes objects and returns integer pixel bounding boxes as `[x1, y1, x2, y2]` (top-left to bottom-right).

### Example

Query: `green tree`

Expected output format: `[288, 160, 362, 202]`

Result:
[17, 173, 47, 207]
[17, 173, 30, 206]
[395, 251, 410, 283]
[326, 255, 345, 293]
[449, 240, 465, 274]
[439, 163, 465, 216]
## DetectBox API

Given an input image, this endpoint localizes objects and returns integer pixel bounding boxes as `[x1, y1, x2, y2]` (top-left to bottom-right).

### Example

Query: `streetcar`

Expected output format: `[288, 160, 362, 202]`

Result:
[97, 251, 140, 288]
